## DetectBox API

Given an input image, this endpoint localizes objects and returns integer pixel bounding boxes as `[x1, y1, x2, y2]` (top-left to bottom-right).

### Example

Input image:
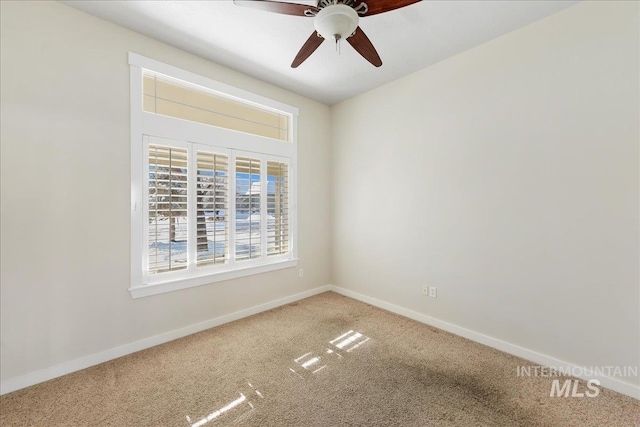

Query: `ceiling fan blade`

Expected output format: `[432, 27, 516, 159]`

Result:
[291, 31, 324, 68]
[233, 0, 317, 16]
[347, 27, 382, 67]
[361, 0, 421, 16]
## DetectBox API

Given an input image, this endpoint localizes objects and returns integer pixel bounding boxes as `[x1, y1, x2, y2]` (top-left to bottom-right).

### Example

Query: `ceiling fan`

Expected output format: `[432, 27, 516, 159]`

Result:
[234, 0, 421, 68]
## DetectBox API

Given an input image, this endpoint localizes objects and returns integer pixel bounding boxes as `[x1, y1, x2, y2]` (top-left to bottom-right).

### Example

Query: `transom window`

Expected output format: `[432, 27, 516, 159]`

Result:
[142, 72, 290, 141]
[129, 53, 298, 298]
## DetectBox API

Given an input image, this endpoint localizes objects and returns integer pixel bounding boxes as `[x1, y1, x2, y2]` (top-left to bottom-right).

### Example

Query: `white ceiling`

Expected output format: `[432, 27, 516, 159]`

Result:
[63, 0, 578, 105]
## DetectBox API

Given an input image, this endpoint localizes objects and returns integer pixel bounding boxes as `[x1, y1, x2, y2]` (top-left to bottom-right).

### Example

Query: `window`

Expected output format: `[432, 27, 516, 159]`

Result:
[130, 53, 298, 298]
[142, 72, 289, 141]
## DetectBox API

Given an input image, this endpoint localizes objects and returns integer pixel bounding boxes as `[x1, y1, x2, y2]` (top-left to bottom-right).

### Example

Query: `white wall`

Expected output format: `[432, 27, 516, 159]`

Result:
[331, 1, 639, 386]
[0, 1, 331, 382]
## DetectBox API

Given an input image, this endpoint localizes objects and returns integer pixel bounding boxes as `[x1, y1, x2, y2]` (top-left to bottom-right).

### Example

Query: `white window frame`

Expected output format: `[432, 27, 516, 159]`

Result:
[129, 53, 298, 299]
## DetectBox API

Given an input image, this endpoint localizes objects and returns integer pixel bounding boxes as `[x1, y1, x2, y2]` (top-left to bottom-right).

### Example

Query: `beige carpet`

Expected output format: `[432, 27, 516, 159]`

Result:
[1, 291, 638, 426]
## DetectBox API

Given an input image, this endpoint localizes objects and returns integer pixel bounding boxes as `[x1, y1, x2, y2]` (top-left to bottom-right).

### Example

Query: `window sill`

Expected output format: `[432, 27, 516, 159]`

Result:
[129, 258, 298, 299]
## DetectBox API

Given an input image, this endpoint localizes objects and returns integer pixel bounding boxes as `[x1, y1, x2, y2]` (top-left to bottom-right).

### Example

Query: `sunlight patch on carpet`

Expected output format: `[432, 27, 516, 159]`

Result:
[186, 382, 264, 426]
[289, 329, 372, 380]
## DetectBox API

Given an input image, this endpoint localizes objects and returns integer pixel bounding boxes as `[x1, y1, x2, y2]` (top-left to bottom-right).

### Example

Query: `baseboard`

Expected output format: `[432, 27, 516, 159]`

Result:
[0, 285, 332, 395]
[328, 285, 640, 400]
[4, 284, 638, 400]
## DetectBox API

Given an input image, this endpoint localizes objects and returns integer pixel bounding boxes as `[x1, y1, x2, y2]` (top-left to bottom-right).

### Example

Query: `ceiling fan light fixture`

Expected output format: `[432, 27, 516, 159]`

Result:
[314, 4, 359, 42]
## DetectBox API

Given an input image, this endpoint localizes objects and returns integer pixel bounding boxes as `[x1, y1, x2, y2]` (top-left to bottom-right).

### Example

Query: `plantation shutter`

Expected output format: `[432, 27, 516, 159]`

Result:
[235, 157, 262, 261]
[148, 144, 189, 274]
[196, 151, 229, 266]
[267, 161, 289, 256]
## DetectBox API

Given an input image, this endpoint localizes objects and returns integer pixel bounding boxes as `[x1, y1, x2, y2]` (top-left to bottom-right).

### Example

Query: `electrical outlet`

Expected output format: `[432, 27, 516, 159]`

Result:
[422, 285, 429, 296]
[428, 286, 437, 298]
[299, 268, 304, 278]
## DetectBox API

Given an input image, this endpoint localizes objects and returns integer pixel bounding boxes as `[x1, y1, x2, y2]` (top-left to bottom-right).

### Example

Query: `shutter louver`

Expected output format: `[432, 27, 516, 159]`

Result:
[235, 157, 262, 261]
[196, 151, 229, 266]
[148, 144, 189, 274]
[267, 161, 289, 256]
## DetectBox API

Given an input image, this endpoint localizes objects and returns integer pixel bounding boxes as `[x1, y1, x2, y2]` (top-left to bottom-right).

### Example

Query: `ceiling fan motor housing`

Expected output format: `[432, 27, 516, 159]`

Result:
[314, 4, 359, 41]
